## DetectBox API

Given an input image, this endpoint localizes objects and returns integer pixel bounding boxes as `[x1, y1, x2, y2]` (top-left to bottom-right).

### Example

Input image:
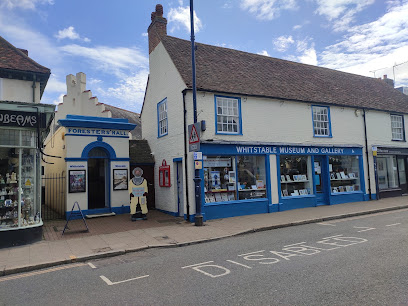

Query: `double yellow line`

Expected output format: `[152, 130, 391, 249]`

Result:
[0, 263, 87, 282]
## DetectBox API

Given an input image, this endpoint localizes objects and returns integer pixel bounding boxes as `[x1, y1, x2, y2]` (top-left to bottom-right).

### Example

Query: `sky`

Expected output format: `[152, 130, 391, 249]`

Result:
[1, 0, 407, 113]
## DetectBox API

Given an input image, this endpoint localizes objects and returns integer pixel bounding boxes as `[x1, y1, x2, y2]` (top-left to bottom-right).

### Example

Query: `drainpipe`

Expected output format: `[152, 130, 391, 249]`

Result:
[32, 74, 36, 102]
[363, 108, 372, 200]
[182, 90, 190, 220]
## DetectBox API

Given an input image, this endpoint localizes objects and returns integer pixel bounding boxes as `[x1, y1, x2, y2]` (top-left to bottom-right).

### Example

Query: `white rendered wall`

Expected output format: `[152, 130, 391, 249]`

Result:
[1, 78, 41, 102]
[142, 42, 188, 214]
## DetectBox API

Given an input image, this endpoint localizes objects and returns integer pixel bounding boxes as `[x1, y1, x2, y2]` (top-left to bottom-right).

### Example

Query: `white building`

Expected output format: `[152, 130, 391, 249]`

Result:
[0, 36, 55, 247]
[43, 72, 141, 218]
[142, 5, 408, 221]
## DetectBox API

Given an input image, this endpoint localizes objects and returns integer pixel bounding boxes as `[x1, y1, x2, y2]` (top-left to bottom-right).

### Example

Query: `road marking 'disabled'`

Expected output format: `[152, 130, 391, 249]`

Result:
[100, 274, 149, 286]
[353, 226, 376, 232]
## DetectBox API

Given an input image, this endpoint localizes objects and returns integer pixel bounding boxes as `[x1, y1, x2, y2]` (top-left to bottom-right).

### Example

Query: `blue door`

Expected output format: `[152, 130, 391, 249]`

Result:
[314, 156, 329, 205]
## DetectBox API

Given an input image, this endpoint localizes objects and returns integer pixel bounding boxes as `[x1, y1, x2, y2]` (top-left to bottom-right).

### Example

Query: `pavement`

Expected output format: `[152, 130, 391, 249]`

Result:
[1, 197, 408, 276]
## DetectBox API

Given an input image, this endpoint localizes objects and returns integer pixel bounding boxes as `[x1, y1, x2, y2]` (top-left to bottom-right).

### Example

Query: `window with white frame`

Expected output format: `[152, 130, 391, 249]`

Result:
[312, 106, 331, 137]
[391, 114, 404, 141]
[215, 96, 241, 134]
[158, 98, 168, 137]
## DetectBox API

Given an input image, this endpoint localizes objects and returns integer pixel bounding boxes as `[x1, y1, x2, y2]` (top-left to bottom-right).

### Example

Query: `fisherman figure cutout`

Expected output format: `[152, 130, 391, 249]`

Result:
[129, 167, 148, 221]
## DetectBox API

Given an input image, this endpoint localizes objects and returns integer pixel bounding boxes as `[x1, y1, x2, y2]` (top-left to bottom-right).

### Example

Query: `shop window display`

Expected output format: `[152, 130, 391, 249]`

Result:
[0, 129, 40, 229]
[280, 156, 313, 197]
[237, 156, 266, 200]
[329, 156, 360, 193]
[203, 156, 236, 203]
[377, 156, 398, 190]
[203, 155, 266, 203]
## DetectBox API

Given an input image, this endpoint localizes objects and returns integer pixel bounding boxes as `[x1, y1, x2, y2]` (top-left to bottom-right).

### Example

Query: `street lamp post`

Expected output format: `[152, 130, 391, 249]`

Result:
[190, 0, 203, 226]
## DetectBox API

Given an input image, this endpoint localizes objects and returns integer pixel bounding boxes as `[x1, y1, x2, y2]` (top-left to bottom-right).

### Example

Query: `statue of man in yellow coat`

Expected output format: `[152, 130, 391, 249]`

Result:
[129, 167, 148, 221]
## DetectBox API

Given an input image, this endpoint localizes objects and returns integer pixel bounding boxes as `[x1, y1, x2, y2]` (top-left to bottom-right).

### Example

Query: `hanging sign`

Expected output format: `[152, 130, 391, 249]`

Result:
[188, 122, 201, 152]
[0, 110, 46, 128]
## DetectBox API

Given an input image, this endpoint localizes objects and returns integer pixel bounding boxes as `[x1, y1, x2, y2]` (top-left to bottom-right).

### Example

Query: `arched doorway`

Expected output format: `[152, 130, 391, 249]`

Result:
[88, 147, 109, 210]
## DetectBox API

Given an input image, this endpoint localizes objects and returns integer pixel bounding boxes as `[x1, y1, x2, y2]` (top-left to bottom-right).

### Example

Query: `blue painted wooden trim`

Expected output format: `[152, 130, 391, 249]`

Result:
[65, 157, 129, 162]
[214, 95, 243, 135]
[204, 198, 268, 220]
[59, 115, 136, 130]
[200, 143, 362, 156]
[265, 155, 272, 205]
[81, 141, 116, 159]
[173, 157, 183, 162]
[311, 105, 332, 138]
[276, 155, 282, 202]
[184, 213, 196, 222]
[157, 98, 168, 138]
[279, 196, 316, 211]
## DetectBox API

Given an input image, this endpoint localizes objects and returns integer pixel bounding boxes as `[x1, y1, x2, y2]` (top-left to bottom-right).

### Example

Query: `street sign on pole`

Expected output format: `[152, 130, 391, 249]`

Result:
[188, 122, 201, 152]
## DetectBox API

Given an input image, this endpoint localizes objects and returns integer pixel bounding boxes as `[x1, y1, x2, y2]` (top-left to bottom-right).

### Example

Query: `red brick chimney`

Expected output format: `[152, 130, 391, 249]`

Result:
[148, 4, 167, 54]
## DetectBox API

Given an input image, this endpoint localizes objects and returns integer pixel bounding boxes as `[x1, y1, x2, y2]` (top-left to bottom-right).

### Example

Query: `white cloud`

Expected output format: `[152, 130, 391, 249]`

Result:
[141, 32, 148, 37]
[55, 26, 90, 42]
[222, 1, 233, 9]
[293, 24, 302, 30]
[0, 0, 53, 10]
[257, 50, 270, 56]
[273, 35, 294, 52]
[314, 0, 375, 31]
[98, 70, 149, 112]
[168, 6, 202, 33]
[240, 0, 297, 20]
[319, 1, 408, 86]
[46, 75, 66, 92]
[59, 44, 148, 78]
[0, 10, 60, 64]
[298, 46, 317, 65]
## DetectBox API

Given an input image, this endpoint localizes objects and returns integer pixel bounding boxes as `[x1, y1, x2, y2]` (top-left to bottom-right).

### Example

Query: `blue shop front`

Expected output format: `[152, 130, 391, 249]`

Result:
[199, 142, 366, 220]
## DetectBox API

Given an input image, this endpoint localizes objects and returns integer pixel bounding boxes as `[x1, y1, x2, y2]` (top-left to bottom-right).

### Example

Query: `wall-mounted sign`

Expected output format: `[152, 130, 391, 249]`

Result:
[69, 170, 86, 193]
[113, 164, 127, 168]
[69, 164, 85, 169]
[0, 110, 46, 128]
[65, 128, 128, 137]
[113, 169, 128, 191]
[188, 122, 201, 152]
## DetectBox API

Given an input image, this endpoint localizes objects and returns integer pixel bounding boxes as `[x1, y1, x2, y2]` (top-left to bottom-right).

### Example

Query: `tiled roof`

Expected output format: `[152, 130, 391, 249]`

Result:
[103, 104, 142, 139]
[161, 36, 408, 114]
[129, 140, 155, 164]
[0, 36, 50, 74]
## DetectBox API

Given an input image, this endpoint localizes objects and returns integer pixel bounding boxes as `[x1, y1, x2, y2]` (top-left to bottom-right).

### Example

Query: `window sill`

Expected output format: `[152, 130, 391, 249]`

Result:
[391, 139, 406, 142]
[215, 132, 243, 136]
[313, 135, 332, 138]
[157, 133, 168, 138]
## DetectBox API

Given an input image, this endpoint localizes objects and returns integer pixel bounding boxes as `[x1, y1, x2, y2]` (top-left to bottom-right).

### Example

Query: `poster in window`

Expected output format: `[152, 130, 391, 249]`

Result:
[69, 170, 86, 193]
[113, 169, 128, 190]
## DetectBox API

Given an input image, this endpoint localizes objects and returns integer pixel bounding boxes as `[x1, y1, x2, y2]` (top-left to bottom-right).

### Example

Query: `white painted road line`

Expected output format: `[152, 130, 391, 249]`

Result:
[182, 261, 214, 269]
[386, 223, 401, 227]
[226, 260, 252, 269]
[88, 263, 97, 269]
[100, 274, 149, 286]
[316, 223, 336, 226]
[353, 226, 376, 232]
